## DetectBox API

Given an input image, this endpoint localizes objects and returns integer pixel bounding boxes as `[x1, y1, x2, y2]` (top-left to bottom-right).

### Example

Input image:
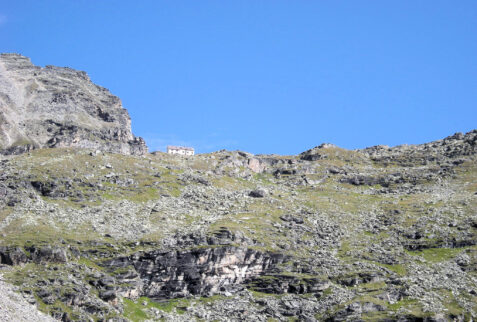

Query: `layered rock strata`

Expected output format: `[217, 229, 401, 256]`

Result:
[105, 246, 286, 300]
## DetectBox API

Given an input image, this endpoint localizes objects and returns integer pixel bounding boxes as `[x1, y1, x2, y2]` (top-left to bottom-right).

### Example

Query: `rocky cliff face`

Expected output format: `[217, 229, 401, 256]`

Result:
[0, 54, 147, 155]
[105, 246, 286, 300]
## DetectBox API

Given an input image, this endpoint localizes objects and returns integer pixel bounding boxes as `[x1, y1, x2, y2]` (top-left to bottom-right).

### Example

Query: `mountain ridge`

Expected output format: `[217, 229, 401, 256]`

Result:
[0, 53, 147, 155]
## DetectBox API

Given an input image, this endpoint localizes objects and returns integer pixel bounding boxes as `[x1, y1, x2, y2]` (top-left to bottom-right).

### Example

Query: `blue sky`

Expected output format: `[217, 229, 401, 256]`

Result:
[1, 1, 476, 154]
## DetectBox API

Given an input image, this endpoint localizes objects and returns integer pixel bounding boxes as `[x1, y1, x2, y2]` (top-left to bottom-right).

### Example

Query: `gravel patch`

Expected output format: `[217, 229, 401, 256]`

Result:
[0, 270, 55, 322]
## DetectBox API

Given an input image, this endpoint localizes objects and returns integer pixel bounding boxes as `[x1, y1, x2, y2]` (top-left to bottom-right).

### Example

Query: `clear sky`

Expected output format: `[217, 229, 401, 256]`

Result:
[1, 1, 476, 154]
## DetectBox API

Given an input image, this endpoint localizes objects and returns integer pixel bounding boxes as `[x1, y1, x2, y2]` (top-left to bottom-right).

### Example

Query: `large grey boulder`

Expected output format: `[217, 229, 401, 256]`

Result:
[0, 53, 147, 155]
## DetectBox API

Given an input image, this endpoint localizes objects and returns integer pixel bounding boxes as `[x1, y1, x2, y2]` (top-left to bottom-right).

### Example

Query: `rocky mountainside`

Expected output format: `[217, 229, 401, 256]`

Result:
[0, 54, 147, 155]
[0, 56, 476, 322]
[0, 129, 475, 321]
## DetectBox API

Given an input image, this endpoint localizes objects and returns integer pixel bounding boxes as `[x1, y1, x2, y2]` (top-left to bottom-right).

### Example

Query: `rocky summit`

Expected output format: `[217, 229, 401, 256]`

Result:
[0, 57, 477, 322]
[0, 54, 147, 155]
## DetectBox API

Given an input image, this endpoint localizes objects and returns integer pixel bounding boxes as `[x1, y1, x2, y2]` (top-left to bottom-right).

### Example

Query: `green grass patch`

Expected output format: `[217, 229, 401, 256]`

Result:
[377, 263, 407, 276]
[123, 298, 150, 321]
[358, 281, 387, 292]
[387, 298, 418, 310]
[407, 247, 464, 263]
[77, 257, 104, 271]
[123, 296, 189, 320]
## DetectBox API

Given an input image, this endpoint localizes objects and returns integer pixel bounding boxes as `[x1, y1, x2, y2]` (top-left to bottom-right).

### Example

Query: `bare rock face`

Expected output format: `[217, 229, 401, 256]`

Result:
[104, 246, 286, 300]
[0, 53, 147, 155]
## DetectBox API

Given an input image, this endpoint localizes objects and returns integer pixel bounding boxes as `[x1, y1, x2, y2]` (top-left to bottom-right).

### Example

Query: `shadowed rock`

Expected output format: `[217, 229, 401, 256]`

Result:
[104, 246, 286, 299]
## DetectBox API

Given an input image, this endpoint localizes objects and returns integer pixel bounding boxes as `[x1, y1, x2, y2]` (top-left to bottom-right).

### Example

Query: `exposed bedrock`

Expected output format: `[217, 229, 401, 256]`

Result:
[0, 53, 147, 155]
[104, 246, 286, 299]
[0, 245, 68, 265]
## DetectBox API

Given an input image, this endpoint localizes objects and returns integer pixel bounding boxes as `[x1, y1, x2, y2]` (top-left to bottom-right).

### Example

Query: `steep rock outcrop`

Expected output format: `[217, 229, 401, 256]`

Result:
[361, 130, 477, 165]
[105, 246, 286, 299]
[0, 53, 147, 155]
[0, 246, 68, 265]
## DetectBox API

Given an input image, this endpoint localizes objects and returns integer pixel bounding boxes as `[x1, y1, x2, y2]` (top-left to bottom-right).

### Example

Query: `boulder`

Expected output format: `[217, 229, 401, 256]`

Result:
[0, 246, 28, 265]
[249, 188, 268, 198]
